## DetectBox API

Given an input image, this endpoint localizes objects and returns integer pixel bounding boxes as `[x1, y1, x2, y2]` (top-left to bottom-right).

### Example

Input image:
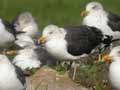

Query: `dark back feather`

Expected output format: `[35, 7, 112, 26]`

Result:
[64, 25, 103, 56]
[107, 12, 120, 31]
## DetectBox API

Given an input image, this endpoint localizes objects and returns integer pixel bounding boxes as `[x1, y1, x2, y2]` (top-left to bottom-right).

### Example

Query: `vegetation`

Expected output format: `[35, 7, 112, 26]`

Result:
[0, 0, 120, 29]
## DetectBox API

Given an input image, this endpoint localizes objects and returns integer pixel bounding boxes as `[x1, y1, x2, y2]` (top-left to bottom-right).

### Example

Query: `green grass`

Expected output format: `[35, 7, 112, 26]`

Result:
[0, 0, 120, 29]
[73, 63, 112, 90]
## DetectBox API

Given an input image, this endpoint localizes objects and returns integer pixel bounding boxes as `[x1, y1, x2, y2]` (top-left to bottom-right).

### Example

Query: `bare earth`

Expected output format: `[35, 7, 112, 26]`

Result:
[26, 67, 89, 90]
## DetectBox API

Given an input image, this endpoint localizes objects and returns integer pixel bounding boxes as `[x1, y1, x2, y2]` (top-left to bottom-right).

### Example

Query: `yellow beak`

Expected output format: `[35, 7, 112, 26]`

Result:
[38, 36, 46, 45]
[81, 10, 89, 17]
[6, 50, 17, 56]
[102, 55, 112, 63]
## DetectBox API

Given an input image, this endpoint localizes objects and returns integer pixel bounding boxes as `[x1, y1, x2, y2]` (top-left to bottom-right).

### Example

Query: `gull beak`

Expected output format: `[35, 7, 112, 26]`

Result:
[38, 36, 46, 45]
[6, 50, 17, 56]
[102, 55, 112, 63]
[81, 10, 89, 17]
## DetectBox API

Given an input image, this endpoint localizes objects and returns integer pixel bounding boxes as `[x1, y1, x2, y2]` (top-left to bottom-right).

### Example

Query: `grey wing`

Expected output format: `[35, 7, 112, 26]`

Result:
[34, 46, 56, 66]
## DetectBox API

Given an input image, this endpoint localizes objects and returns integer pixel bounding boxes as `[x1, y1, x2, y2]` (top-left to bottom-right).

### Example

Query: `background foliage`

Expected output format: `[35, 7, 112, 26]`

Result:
[0, 0, 120, 29]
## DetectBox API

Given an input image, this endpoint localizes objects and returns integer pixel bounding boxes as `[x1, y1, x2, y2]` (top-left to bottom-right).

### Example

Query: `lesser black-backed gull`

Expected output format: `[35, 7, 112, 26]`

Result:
[38, 24, 107, 79]
[81, 2, 120, 40]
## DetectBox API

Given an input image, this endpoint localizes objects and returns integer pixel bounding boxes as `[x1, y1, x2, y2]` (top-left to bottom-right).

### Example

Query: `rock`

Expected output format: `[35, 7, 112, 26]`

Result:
[26, 67, 89, 90]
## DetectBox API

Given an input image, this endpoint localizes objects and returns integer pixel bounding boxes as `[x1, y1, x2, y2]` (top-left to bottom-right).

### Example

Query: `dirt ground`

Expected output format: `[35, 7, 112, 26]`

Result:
[26, 67, 89, 90]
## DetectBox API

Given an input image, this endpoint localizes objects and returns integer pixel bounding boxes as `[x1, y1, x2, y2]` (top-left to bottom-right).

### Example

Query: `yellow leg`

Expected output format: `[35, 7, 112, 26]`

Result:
[98, 54, 102, 62]
[72, 63, 77, 80]
[64, 71, 69, 78]
[2, 49, 7, 55]
[5, 50, 17, 56]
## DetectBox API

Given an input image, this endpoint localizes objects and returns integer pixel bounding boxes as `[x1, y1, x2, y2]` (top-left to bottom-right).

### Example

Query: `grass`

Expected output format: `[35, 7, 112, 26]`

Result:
[73, 63, 112, 90]
[0, 0, 120, 29]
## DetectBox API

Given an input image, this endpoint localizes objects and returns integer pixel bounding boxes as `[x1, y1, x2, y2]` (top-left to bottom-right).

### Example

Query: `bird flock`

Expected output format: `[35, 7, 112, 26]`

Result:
[0, 1, 120, 90]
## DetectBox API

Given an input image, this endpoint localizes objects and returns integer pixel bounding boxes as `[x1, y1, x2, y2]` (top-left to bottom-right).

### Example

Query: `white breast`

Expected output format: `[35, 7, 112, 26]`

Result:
[83, 11, 117, 38]
[45, 39, 81, 60]
[13, 48, 41, 70]
[0, 63, 24, 90]
[0, 20, 15, 48]
[109, 61, 120, 90]
[22, 23, 39, 38]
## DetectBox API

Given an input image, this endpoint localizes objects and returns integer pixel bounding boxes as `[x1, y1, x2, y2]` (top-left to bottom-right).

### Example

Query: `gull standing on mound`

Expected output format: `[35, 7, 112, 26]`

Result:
[38, 24, 106, 80]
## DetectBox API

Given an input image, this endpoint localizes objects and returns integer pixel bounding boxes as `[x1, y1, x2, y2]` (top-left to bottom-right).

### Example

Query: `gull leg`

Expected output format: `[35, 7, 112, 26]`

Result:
[66, 61, 72, 71]
[72, 62, 78, 80]
[2, 49, 7, 55]
[110, 43, 113, 51]
[98, 53, 102, 62]
[5, 50, 17, 56]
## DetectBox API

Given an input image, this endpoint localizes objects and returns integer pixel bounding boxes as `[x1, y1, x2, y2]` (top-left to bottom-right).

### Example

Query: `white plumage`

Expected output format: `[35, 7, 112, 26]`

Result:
[39, 24, 105, 80]
[82, 2, 120, 40]
[0, 54, 26, 90]
[41, 25, 85, 60]
[104, 46, 120, 90]
[0, 19, 15, 50]
[39, 24, 104, 61]
[13, 34, 41, 70]
[13, 47, 41, 70]
[12, 12, 40, 38]
[15, 34, 36, 48]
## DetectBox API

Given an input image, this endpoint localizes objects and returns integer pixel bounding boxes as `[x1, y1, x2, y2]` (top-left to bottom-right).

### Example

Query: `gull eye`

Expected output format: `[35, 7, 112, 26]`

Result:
[118, 50, 120, 54]
[92, 5, 97, 9]
[49, 31, 53, 34]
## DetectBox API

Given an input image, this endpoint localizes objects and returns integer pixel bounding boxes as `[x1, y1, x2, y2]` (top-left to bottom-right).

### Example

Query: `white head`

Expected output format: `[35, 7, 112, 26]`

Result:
[16, 41, 36, 49]
[86, 2, 103, 12]
[0, 55, 10, 63]
[39, 25, 65, 44]
[14, 12, 34, 27]
[13, 12, 39, 38]
[15, 35, 36, 48]
[81, 2, 104, 16]
[13, 12, 38, 32]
